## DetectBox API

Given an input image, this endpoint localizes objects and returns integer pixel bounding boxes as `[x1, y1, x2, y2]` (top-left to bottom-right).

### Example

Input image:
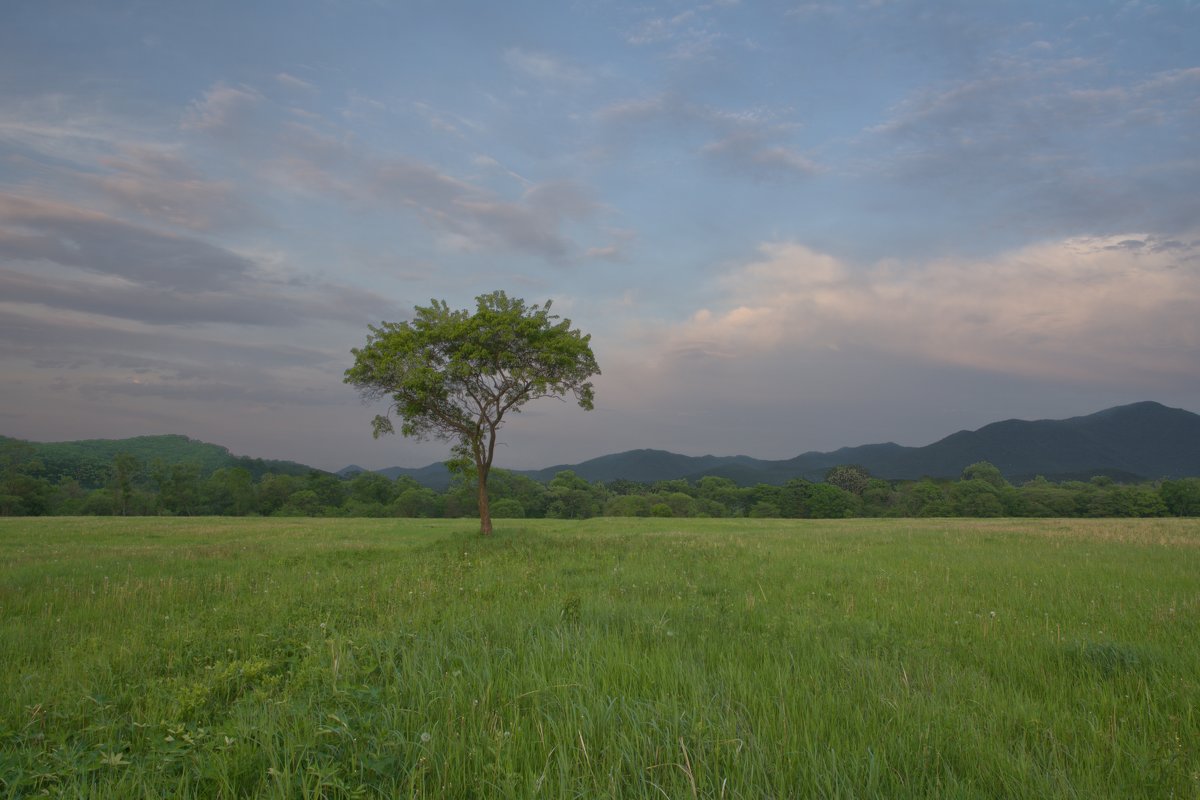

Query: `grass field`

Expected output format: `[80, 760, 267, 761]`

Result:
[1, 517, 1197, 798]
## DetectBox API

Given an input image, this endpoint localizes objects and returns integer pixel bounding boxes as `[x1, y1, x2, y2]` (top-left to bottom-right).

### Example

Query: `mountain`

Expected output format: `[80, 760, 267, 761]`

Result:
[14, 401, 1189, 491]
[833, 400, 1200, 482]
[521, 450, 767, 484]
[1, 433, 320, 488]
[357, 401, 1200, 487]
[374, 463, 461, 491]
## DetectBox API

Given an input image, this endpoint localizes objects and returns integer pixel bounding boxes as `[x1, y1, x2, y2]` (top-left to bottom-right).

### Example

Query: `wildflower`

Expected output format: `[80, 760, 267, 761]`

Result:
[420, 732, 431, 743]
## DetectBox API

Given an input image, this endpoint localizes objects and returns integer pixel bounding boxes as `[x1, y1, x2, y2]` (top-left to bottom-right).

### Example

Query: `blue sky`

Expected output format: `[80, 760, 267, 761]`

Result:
[2, 0, 1198, 471]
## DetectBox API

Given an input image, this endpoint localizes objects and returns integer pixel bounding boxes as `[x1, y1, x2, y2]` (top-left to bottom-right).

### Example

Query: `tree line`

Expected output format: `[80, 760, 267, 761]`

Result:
[2, 444, 1198, 519]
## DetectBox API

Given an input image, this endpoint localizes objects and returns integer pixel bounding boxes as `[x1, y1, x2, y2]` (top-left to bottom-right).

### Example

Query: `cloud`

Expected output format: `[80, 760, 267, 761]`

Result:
[276, 72, 317, 92]
[0, 96, 261, 232]
[842, 54, 1200, 254]
[503, 48, 590, 86]
[625, 10, 698, 46]
[0, 191, 399, 327]
[661, 235, 1200, 384]
[0, 267, 394, 328]
[88, 144, 259, 231]
[598, 92, 817, 179]
[0, 305, 336, 370]
[701, 131, 819, 178]
[0, 94, 153, 167]
[412, 101, 470, 136]
[181, 82, 264, 135]
[472, 154, 532, 187]
[0, 193, 251, 290]
[177, 84, 612, 265]
[371, 163, 595, 263]
[0, 292, 353, 434]
[623, 4, 733, 61]
[270, 123, 602, 265]
[584, 228, 637, 262]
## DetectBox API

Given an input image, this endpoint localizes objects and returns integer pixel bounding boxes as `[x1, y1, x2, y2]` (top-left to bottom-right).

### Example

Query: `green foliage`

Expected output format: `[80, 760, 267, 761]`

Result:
[1018, 477, 1080, 517]
[152, 461, 201, 516]
[3, 434, 315, 490]
[394, 486, 444, 518]
[861, 478, 899, 516]
[899, 479, 954, 517]
[0, 441, 52, 516]
[748, 500, 781, 518]
[1161, 478, 1200, 516]
[1, 437, 1198, 521]
[202, 468, 256, 516]
[348, 471, 396, 506]
[110, 452, 139, 516]
[805, 483, 862, 518]
[951, 479, 1005, 517]
[489, 498, 525, 518]
[824, 464, 872, 495]
[605, 494, 653, 517]
[345, 291, 599, 534]
[279, 489, 323, 517]
[962, 460, 1009, 489]
[695, 475, 743, 514]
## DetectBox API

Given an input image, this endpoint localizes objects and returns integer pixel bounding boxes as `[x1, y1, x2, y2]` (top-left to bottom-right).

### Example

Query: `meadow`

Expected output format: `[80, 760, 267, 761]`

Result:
[0, 517, 1197, 798]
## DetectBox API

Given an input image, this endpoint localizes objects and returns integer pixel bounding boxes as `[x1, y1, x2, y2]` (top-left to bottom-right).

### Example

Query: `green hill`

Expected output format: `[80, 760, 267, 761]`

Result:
[360, 400, 1200, 488]
[1, 434, 319, 488]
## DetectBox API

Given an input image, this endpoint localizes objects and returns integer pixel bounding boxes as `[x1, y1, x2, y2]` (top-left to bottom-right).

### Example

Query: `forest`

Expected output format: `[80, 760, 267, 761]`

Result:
[2, 439, 1198, 519]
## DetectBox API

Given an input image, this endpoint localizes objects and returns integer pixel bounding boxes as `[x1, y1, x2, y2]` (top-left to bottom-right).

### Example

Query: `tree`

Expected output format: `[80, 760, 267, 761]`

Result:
[151, 461, 200, 516]
[805, 483, 862, 518]
[899, 479, 953, 517]
[110, 452, 139, 516]
[824, 465, 871, 496]
[203, 467, 256, 516]
[962, 461, 1008, 489]
[546, 470, 603, 520]
[1161, 479, 1200, 516]
[951, 479, 1004, 517]
[394, 486, 443, 518]
[349, 471, 397, 506]
[0, 441, 52, 516]
[345, 291, 599, 535]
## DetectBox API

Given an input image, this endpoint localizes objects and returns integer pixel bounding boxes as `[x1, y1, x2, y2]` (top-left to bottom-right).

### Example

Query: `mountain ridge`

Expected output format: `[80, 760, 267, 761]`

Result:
[7, 401, 1196, 490]
[355, 401, 1200, 489]
[0, 433, 321, 488]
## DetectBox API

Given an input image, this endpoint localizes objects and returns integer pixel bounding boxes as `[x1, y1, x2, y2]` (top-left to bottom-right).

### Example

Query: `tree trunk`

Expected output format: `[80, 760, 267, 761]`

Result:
[477, 465, 493, 536]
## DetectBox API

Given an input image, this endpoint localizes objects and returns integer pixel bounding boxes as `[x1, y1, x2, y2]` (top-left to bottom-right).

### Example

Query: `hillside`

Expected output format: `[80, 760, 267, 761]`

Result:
[359, 400, 1200, 487]
[8, 400, 1197, 491]
[0, 433, 319, 488]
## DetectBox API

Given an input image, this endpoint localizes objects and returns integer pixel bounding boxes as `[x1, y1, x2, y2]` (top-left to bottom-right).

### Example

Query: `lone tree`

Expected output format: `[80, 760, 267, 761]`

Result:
[345, 291, 599, 535]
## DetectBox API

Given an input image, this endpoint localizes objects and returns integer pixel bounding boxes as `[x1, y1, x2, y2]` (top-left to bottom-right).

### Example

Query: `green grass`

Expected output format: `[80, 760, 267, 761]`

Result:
[1, 517, 1197, 798]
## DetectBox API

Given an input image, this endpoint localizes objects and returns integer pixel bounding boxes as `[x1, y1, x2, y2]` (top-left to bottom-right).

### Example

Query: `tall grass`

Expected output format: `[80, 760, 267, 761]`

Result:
[1, 517, 1197, 798]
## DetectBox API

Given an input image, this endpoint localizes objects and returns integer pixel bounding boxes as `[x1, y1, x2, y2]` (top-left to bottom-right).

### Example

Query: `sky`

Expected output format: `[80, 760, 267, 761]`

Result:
[1, 0, 1198, 472]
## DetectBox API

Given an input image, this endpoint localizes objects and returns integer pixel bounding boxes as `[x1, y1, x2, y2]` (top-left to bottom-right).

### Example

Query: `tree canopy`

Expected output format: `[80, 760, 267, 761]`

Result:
[344, 291, 599, 534]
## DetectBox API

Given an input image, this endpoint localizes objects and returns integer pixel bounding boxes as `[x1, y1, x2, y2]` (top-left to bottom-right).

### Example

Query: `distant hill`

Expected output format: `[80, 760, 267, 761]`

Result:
[336, 462, 458, 491]
[355, 401, 1200, 488]
[0, 433, 319, 488]
[9, 401, 1196, 491]
[819, 400, 1200, 483]
[522, 450, 766, 485]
